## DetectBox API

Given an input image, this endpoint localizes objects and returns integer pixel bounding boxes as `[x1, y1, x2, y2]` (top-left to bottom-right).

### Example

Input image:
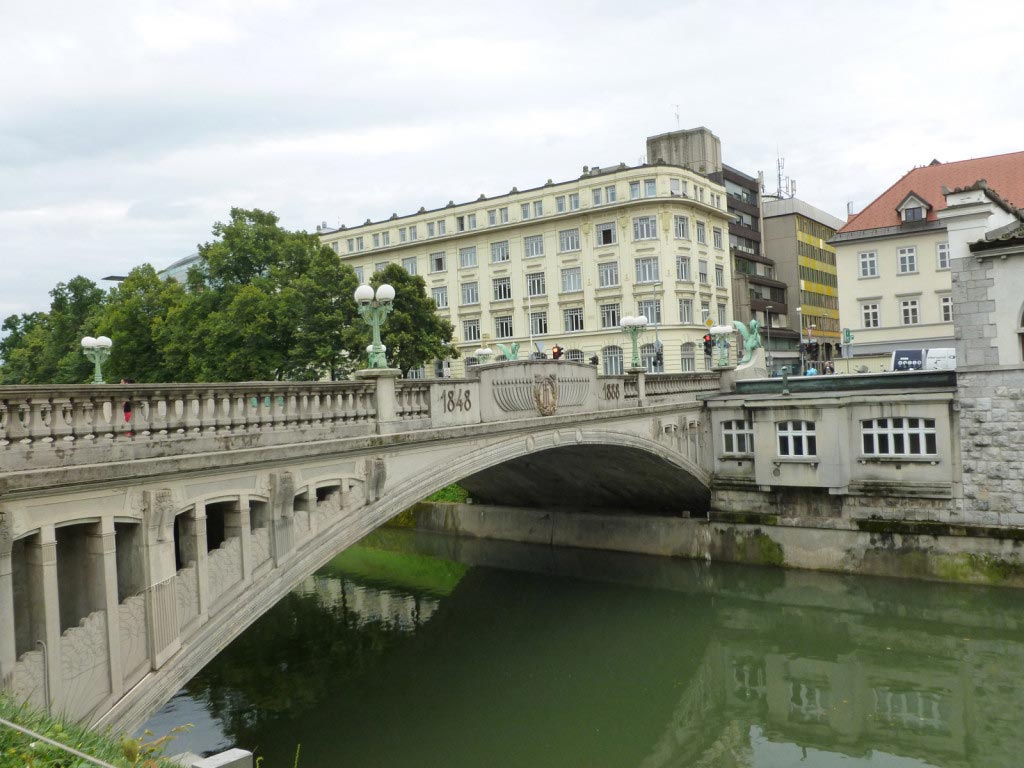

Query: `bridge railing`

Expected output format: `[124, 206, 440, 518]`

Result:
[1, 365, 717, 472]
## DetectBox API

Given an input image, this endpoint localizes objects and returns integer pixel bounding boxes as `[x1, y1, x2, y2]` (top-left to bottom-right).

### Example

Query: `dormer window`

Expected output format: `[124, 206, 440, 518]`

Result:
[896, 192, 931, 223]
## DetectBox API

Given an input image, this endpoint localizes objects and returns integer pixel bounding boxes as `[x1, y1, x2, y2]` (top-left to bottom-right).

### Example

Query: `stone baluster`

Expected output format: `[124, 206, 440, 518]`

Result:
[48, 397, 74, 442]
[183, 391, 203, 433]
[270, 391, 287, 430]
[147, 391, 168, 435]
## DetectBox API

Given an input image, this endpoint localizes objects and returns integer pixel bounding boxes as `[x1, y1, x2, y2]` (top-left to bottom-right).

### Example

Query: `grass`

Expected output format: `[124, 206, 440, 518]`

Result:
[0, 693, 183, 767]
[324, 534, 468, 595]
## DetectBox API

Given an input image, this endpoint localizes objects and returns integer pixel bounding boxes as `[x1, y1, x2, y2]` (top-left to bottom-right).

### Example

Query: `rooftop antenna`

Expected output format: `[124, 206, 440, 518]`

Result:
[673, 104, 680, 128]
[775, 151, 792, 199]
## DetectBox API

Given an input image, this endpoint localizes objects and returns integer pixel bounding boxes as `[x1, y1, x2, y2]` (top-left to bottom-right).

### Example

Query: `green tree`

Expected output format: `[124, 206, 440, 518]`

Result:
[95, 265, 189, 382]
[368, 264, 456, 375]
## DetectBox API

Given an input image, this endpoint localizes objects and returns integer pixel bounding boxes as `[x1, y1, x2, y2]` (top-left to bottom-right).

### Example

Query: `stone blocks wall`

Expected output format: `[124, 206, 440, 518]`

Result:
[951, 256, 999, 367]
[957, 368, 1024, 525]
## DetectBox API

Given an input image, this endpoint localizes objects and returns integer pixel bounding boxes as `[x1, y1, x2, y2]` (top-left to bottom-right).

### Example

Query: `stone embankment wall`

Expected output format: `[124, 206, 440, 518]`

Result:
[957, 367, 1024, 525]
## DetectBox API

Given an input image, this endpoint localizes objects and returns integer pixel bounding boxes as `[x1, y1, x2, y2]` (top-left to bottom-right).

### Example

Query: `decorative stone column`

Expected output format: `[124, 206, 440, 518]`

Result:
[355, 368, 403, 434]
[192, 506, 210, 623]
[142, 490, 182, 669]
[627, 366, 647, 406]
[270, 472, 296, 567]
[27, 525, 62, 712]
[227, 497, 252, 584]
[88, 518, 123, 700]
[0, 514, 14, 689]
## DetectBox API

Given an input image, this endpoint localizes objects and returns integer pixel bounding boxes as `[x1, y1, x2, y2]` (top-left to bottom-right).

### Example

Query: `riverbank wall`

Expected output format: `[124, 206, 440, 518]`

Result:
[408, 502, 1024, 587]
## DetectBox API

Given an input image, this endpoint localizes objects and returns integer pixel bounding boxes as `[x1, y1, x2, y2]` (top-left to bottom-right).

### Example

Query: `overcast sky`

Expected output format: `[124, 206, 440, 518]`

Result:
[2, 0, 1021, 321]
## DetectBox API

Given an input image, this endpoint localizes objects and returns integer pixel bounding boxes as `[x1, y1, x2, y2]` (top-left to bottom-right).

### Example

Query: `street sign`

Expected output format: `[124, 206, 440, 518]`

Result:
[705, 318, 714, 328]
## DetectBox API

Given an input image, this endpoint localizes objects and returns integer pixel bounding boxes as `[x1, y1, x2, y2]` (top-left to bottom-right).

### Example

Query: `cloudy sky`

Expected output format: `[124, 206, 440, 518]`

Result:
[2, 0, 1021, 320]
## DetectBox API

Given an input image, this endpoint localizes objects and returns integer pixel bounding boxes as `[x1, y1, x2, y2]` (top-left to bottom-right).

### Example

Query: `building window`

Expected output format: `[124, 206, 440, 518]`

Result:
[903, 206, 924, 222]
[633, 215, 658, 241]
[600, 303, 620, 328]
[530, 311, 548, 335]
[524, 235, 544, 257]
[402, 257, 417, 275]
[467, 213, 476, 230]
[862, 417, 937, 456]
[382, 232, 390, 246]
[937, 242, 950, 270]
[722, 420, 754, 455]
[356, 236, 364, 252]
[676, 255, 691, 281]
[375, 261, 388, 274]
[561, 266, 582, 293]
[670, 178, 682, 195]
[463, 319, 480, 342]
[354, 266, 364, 283]
[408, 225, 417, 241]
[862, 303, 880, 328]
[698, 259, 709, 284]
[629, 181, 641, 200]
[596, 222, 617, 246]
[527, 272, 546, 297]
[605, 185, 617, 203]
[461, 282, 479, 305]
[696, 221, 706, 244]
[493, 276, 512, 301]
[558, 228, 581, 252]
[602, 345, 623, 375]
[459, 246, 477, 269]
[491, 240, 510, 263]
[859, 251, 878, 278]
[564, 307, 584, 333]
[592, 188, 603, 206]
[569, 193, 579, 210]
[679, 298, 693, 324]
[898, 246, 917, 274]
[427, 222, 435, 238]
[556, 195, 566, 213]
[635, 256, 660, 284]
[373, 233, 380, 248]
[331, 242, 338, 253]
[941, 295, 953, 322]
[487, 209, 496, 226]
[431, 286, 448, 309]
[521, 203, 530, 220]
[640, 342, 662, 373]
[901, 298, 920, 325]
[638, 299, 661, 324]
[495, 207, 506, 224]
[533, 200, 543, 217]
[644, 178, 657, 197]
[777, 420, 817, 457]
[598, 261, 619, 288]
[715, 265, 725, 288]
[495, 315, 513, 338]
[713, 227, 723, 249]
[717, 303, 727, 325]
[680, 342, 696, 371]
[398, 228, 407, 243]
[430, 252, 446, 273]
[674, 215, 690, 239]
[347, 238, 355, 252]
[566, 348, 585, 363]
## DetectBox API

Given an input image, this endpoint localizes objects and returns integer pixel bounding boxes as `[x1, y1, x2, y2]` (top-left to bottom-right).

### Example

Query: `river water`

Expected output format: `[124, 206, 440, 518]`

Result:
[143, 529, 1024, 767]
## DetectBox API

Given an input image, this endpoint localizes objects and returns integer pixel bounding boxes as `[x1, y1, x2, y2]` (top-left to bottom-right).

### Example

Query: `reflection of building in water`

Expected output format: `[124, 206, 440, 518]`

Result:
[638, 600, 1022, 768]
[297, 575, 439, 631]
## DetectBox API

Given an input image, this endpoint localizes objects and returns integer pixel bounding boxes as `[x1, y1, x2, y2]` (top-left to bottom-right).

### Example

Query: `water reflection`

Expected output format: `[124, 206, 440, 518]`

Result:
[146, 530, 1024, 768]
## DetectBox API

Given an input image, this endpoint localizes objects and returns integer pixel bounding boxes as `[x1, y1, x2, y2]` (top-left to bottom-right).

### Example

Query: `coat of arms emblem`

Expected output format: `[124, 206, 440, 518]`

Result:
[533, 374, 558, 416]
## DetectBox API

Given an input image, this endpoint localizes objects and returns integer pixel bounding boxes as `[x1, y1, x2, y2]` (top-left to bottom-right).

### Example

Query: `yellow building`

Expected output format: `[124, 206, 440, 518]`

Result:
[319, 164, 733, 377]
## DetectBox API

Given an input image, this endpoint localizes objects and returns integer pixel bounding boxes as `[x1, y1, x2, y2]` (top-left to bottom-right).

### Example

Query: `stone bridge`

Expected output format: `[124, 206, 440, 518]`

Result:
[0, 361, 719, 732]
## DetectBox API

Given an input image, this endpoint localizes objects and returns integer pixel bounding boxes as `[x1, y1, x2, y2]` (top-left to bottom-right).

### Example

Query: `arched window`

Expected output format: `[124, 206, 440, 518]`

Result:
[680, 342, 696, 372]
[567, 349, 585, 363]
[602, 345, 623, 375]
[641, 343, 663, 373]
[464, 356, 479, 369]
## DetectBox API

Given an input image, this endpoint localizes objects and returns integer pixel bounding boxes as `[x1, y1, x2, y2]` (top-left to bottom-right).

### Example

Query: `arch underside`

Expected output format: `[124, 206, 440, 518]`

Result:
[458, 445, 710, 516]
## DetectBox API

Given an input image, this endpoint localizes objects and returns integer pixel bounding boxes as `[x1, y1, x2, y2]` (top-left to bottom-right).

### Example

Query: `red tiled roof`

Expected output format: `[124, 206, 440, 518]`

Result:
[838, 150, 1024, 233]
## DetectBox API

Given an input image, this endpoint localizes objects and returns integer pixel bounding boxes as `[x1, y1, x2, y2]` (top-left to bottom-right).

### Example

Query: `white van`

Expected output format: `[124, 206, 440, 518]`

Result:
[924, 348, 957, 370]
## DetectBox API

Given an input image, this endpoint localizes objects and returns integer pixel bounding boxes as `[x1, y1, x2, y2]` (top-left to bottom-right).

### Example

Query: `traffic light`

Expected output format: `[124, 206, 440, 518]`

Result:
[810, 342, 820, 359]
[654, 349, 664, 367]
[703, 334, 713, 356]
[589, 354, 599, 366]
[835, 342, 842, 357]
[551, 345, 563, 360]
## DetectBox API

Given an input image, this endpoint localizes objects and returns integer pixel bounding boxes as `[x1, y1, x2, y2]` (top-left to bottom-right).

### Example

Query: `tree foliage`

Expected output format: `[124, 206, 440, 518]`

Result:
[0, 207, 456, 384]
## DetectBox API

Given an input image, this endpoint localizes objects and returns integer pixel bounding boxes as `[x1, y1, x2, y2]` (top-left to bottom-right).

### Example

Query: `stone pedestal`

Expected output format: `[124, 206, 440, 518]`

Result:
[627, 366, 647, 404]
[355, 368, 403, 433]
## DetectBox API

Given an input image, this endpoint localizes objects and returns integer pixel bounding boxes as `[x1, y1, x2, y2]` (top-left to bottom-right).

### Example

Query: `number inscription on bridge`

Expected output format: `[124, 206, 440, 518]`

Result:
[441, 389, 472, 413]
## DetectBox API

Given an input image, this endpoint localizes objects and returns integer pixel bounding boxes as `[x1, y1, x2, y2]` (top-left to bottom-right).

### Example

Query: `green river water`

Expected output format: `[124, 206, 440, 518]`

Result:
[143, 529, 1024, 767]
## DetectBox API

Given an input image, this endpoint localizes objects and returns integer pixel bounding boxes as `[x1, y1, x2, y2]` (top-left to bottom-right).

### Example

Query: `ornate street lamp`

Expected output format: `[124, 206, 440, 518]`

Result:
[473, 346, 495, 364]
[354, 283, 396, 369]
[80, 336, 113, 384]
[620, 314, 648, 369]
